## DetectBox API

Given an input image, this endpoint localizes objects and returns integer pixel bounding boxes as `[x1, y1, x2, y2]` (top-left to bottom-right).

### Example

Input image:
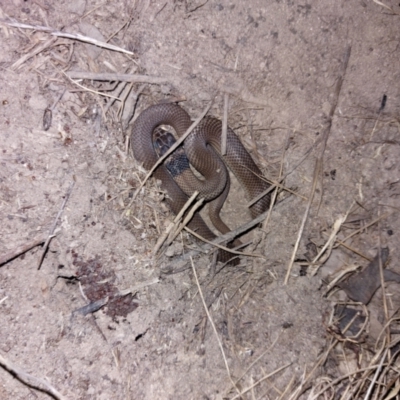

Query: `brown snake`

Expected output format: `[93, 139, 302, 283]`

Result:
[130, 103, 271, 262]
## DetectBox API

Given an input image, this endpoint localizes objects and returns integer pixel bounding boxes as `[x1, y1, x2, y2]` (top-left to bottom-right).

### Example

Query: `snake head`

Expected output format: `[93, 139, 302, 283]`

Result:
[153, 127, 177, 157]
[153, 127, 191, 179]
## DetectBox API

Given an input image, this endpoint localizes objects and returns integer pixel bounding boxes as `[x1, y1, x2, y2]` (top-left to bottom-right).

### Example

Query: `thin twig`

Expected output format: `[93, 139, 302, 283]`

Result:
[284, 158, 320, 284]
[290, 303, 370, 400]
[247, 182, 278, 208]
[331, 236, 372, 261]
[104, 80, 130, 115]
[106, 15, 134, 42]
[0, 19, 134, 55]
[262, 130, 292, 235]
[231, 363, 292, 400]
[190, 257, 241, 396]
[176, 208, 270, 262]
[169, 198, 204, 244]
[0, 234, 47, 266]
[0, 354, 67, 400]
[185, 226, 265, 258]
[118, 277, 160, 296]
[173, 192, 200, 224]
[37, 181, 75, 269]
[231, 329, 283, 389]
[247, 174, 306, 209]
[372, 0, 399, 14]
[66, 71, 167, 85]
[50, 88, 66, 111]
[308, 364, 388, 400]
[377, 214, 391, 349]
[340, 212, 391, 244]
[11, 36, 57, 70]
[324, 264, 361, 296]
[152, 191, 200, 255]
[62, 70, 122, 100]
[363, 348, 388, 400]
[157, 208, 270, 271]
[285, 46, 351, 284]
[309, 202, 354, 276]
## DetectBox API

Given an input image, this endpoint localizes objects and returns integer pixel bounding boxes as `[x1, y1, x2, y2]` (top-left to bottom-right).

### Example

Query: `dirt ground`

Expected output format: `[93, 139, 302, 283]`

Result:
[1, 0, 400, 399]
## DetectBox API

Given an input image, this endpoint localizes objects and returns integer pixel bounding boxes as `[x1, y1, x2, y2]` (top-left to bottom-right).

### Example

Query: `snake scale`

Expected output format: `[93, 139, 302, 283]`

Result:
[130, 103, 271, 263]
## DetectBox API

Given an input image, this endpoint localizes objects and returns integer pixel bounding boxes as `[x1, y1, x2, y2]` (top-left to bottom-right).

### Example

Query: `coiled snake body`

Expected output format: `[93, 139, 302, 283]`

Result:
[130, 103, 270, 262]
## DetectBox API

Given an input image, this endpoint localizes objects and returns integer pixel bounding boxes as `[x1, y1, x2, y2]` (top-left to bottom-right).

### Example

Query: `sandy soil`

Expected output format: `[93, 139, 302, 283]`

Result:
[1, 0, 400, 399]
